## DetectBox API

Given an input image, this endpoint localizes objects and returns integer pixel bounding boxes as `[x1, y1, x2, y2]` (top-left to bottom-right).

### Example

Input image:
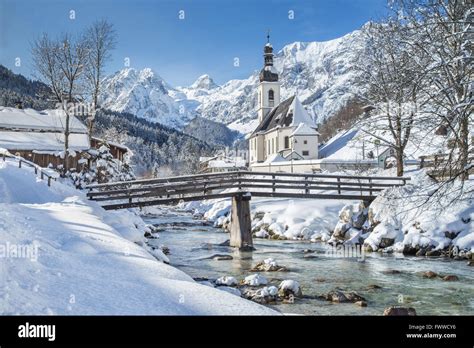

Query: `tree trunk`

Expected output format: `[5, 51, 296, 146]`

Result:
[396, 147, 404, 177]
[459, 116, 469, 181]
[64, 111, 70, 174]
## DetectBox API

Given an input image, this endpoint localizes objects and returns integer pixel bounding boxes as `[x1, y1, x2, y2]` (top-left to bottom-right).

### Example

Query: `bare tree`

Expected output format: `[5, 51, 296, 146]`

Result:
[398, 0, 473, 180]
[32, 33, 88, 173]
[356, 20, 429, 176]
[84, 19, 117, 139]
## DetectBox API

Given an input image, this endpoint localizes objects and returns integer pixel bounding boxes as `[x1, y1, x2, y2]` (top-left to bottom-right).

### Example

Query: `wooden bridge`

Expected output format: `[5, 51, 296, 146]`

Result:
[86, 171, 409, 249]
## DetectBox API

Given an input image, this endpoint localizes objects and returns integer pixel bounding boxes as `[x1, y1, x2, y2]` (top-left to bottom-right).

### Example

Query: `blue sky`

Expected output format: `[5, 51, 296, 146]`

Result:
[0, 0, 389, 86]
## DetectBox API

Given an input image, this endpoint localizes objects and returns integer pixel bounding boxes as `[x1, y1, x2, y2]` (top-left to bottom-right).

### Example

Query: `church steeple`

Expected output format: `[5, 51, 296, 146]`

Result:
[257, 31, 280, 123]
[259, 31, 278, 82]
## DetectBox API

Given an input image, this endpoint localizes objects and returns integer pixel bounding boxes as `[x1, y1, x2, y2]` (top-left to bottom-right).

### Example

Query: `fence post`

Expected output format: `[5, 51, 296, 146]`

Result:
[368, 178, 373, 196]
[420, 156, 425, 169]
[48, 177, 51, 186]
[272, 174, 275, 193]
[337, 177, 341, 195]
[305, 176, 309, 194]
[41, 172, 44, 180]
[19, 160, 22, 168]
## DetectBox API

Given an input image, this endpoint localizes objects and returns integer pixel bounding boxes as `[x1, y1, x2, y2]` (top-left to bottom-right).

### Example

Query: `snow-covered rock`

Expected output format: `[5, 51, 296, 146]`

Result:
[215, 276, 238, 286]
[250, 258, 288, 272]
[278, 280, 302, 298]
[366, 170, 474, 256]
[244, 274, 268, 286]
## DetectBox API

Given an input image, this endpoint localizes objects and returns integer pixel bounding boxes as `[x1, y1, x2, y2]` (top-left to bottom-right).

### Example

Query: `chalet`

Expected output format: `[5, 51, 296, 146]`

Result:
[0, 106, 128, 170]
[248, 36, 320, 171]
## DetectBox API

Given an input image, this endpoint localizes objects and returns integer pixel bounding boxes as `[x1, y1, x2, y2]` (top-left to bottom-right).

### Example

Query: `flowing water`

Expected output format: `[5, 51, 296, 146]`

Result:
[144, 208, 474, 315]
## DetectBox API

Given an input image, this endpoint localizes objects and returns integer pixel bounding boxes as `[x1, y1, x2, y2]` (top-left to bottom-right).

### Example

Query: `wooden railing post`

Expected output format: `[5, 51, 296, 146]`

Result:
[305, 176, 309, 194]
[337, 177, 341, 195]
[368, 178, 373, 196]
[19, 160, 22, 168]
[48, 177, 51, 186]
[272, 174, 276, 193]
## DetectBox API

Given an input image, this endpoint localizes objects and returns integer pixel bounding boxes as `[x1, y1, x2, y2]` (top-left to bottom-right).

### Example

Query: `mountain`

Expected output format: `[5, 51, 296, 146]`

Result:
[101, 28, 366, 134]
[100, 68, 198, 129]
[0, 65, 54, 110]
[189, 74, 218, 91]
[183, 116, 239, 146]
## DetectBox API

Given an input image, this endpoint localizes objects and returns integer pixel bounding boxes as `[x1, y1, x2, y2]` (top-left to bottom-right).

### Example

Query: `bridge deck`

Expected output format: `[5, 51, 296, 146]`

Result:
[86, 171, 410, 210]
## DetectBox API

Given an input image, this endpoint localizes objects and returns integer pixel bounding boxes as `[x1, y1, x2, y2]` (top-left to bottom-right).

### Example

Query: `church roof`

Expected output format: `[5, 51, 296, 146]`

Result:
[252, 96, 316, 135]
[291, 122, 320, 136]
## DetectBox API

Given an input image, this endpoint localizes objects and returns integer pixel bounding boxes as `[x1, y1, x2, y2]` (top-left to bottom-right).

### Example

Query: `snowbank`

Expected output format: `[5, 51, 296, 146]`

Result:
[0, 159, 276, 315]
[182, 196, 352, 241]
[366, 170, 474, 256]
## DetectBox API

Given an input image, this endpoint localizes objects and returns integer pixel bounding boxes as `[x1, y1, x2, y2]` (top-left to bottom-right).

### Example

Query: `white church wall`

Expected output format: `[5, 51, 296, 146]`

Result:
[291, 134, 319, 160]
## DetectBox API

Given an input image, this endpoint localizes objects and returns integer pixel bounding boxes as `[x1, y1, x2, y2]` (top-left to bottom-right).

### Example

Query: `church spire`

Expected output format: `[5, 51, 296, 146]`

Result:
[259, 31, 278, 82]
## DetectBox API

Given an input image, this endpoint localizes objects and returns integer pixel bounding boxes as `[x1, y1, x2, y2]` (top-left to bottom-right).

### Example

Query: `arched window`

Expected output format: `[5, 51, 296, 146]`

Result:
[268, 89, 274, 101]
[268, 89, 275, 108]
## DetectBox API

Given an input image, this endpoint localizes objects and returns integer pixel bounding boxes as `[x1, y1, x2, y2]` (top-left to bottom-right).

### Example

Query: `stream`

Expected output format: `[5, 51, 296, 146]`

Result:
[144, 207, 474, 315]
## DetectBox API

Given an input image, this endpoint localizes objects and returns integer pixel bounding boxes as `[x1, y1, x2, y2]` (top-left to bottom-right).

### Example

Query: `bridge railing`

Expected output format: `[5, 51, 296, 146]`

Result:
[86, 171, 410, 210]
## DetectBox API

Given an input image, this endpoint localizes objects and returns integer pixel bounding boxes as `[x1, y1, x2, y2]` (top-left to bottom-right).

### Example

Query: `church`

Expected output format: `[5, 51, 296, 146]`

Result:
[248, 36, 319, 170]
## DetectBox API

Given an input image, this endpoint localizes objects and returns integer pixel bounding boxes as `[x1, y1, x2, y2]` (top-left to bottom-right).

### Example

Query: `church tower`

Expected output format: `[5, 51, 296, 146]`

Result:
[257, 33, 280, 123]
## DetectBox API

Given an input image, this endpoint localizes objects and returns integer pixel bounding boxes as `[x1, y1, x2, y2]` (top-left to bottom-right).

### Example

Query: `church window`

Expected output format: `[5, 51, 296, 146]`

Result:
[268, 89, 274, 107]
[284, 136, 289, 149]
[302, 150, 309, 156]
[304, 140, 308, 145]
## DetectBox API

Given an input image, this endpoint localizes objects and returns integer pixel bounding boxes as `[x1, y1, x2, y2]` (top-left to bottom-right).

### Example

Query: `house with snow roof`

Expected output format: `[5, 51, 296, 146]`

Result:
[248, 36, 320, 170]
[0, 106, 128, 170]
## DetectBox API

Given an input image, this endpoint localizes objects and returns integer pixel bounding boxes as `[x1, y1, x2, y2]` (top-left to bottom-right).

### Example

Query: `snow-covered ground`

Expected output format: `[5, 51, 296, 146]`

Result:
[0, 159, 276, 315]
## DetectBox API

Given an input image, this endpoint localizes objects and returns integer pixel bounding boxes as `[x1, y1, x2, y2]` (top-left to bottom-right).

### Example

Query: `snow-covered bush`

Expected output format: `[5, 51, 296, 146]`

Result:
[67, 143, 135, 189]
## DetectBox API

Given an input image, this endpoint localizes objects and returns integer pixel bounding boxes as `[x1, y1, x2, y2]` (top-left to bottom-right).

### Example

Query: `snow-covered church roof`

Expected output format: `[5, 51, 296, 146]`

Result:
[0, 107, 90, 151]
[291, 122, 319, 136]
[252, 95, 316, 135]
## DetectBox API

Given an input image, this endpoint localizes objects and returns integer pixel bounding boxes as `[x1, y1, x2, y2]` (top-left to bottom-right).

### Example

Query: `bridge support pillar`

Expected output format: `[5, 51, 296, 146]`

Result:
[230, 193, 253, 250]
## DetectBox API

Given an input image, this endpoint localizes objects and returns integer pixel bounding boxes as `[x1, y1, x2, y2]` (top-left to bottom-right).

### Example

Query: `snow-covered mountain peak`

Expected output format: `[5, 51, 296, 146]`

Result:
[100, 67, 194, 129]
[190, 74, 218, 90]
